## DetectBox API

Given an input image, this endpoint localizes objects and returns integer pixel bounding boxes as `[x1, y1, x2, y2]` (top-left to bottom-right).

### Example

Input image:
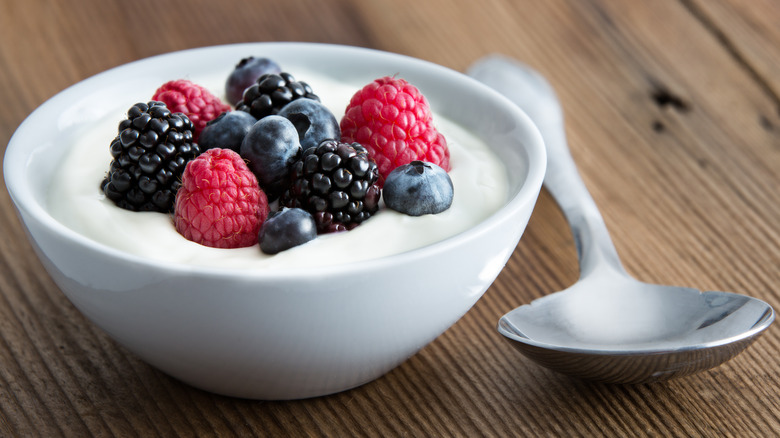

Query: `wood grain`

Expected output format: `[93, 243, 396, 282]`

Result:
[0, 0, 778, 436]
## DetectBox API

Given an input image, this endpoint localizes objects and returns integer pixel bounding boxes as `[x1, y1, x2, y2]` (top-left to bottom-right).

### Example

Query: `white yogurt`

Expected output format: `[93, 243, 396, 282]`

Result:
[48, 71, 508, 269]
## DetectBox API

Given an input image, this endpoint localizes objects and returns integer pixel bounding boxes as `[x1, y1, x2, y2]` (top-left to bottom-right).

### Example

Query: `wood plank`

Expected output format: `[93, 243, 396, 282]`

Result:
[688, 0, 780, 95]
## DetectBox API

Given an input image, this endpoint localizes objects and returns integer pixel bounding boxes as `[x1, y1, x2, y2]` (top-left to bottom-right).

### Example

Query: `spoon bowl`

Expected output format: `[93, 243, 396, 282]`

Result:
[499, 274, 773, 383]
[469, 55, 774, 383]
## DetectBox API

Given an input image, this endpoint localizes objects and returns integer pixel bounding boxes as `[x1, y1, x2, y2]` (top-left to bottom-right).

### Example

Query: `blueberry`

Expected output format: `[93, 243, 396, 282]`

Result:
[225, 57, 282, 106]
[259, 207, 317, 254]
[383, 161, 454, 216]
[198, 111, 256, 152]
[278, 99, 340, 151]
[240, 115, 301, 200]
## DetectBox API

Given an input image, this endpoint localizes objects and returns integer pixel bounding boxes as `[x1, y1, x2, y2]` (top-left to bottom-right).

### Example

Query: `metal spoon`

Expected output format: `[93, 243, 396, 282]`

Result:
[468, 55, 774, 383]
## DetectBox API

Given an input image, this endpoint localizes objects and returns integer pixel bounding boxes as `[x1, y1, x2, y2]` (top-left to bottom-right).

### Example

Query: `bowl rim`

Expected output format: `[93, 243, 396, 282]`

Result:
[3, 42, 546, 279]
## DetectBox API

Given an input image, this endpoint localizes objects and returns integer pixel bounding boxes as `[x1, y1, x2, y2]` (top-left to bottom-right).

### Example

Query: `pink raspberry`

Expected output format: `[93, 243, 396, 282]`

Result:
[174, 148, 269, 248]
[152, 79, 231, 141]
[340, 76, 450, 185]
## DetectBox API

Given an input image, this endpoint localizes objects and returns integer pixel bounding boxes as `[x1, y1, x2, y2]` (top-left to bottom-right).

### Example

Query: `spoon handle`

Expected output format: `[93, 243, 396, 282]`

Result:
[468, 56, 626, 278]
[538, 100, 625, 278]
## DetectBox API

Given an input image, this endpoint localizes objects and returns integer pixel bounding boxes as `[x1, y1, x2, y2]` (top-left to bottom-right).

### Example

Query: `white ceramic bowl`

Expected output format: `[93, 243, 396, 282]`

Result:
[4, 43, 545, 400]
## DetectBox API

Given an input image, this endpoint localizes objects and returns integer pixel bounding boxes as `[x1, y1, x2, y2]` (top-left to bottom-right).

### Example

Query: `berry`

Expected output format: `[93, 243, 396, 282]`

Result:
[240, 115, 302, 200]
[152, 79, 231, 141]
[280, 140, 381, 234]
[225, 56, 282, 106]
[383, 161, 453, 216]
[340, 76, 450, 185]
[199, 110, 256, 152]
[278, 98, 340, 151]
[236, 72, 319, 120]
[174, 148, 269, 248]
[101, 101, 200, 212]
[259, 207, 317, 254]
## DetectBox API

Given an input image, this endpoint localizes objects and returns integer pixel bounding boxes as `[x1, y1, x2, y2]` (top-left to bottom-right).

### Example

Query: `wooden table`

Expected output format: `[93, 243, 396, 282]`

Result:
[1, 1, 778, 436]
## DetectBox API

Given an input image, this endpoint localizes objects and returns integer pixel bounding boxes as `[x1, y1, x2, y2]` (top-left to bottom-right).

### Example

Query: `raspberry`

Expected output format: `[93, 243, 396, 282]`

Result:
[152, 79, 231, 142]
[340, 76, 450, 185]
[174, 148, 269, 248]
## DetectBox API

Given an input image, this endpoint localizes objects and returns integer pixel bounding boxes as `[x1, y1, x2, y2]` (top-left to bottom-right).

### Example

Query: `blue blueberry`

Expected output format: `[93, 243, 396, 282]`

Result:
[198, 111, 256, 152]
[240, 115, 301, 200]
[225, 57, 282, 106]
[259, 207, 317, 254]
[278, 99, 340, 151]
[383, 161, 454, 216]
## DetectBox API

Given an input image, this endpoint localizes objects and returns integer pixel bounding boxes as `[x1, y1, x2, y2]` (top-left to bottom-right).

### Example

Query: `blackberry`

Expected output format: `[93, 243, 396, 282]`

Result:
[280, 140, 381, 233]
[236, 72, 319, 120]
[101, 101, 201, 212]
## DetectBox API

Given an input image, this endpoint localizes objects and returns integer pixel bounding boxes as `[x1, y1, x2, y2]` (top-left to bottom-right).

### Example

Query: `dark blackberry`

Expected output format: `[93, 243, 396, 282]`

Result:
[101, 101, 201, 212]
[236, 72, 319, 120]
[280, 140, 381, 233]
